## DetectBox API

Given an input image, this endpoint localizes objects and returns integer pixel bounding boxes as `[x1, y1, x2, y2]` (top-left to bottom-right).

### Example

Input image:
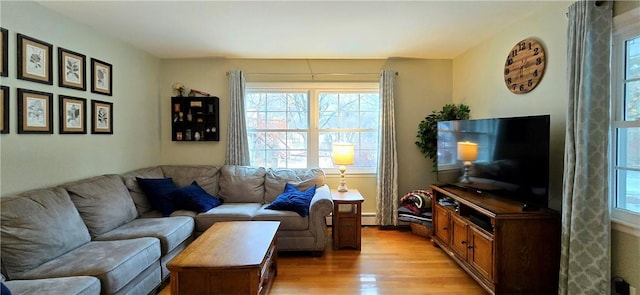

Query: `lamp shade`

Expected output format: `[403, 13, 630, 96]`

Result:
[457, 142, 478, 161]
[332, 143, 355, 165]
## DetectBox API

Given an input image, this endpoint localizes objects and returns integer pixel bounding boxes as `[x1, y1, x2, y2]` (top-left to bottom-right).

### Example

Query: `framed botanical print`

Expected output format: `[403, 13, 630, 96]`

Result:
[58, 48, 86, 91]
[17, 88, 53, 134]
[59, 95, 86, 134]
[1, 86, 8, 133]
[91, 100, 113, 134]
[17, 34, 53, 85]
[1, 28, 7, 77]
[91, 58, 112, 96]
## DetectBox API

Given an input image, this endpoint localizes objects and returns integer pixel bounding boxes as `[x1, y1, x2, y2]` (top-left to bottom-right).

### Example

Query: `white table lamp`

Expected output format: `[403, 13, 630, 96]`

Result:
[457, 141, 478, 184]
[332, 143, 355, 192]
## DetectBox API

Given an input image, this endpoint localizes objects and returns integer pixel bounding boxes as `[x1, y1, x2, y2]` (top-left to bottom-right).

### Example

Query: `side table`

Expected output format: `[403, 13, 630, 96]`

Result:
[331, 189, 364, 250]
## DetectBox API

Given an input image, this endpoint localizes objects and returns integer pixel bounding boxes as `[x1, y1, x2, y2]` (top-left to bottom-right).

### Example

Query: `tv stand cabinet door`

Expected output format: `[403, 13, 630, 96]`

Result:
[451, 214, 469, 260]
[469, 226, 494, 282]
[433, 204, 451, 244]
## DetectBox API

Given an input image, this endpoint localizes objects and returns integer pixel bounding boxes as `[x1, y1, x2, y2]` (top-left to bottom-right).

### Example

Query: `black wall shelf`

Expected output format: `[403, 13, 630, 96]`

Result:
[171, 96, 219, 141]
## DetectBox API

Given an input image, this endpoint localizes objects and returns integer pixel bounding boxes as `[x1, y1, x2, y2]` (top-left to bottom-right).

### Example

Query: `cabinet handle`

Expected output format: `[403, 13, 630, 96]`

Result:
[461, 241, 467, 244]
[443, 227, 448, 230]
[467, 245, 473, 249]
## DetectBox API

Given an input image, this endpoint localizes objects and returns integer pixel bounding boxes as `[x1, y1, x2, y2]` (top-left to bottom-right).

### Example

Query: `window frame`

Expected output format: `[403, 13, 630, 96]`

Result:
[610, 7, 640, 232]
[245, 81, 380, 174]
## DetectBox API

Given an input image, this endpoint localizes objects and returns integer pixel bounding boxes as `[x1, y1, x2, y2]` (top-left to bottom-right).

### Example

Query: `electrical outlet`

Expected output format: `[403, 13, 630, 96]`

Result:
[630, 286, 636, 295]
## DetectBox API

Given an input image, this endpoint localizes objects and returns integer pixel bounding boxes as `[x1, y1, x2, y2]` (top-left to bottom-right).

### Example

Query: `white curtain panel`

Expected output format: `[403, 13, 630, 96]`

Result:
[376, 69, 399, 226]
[560, 1, 612, 294]
[225, 70, 250, 166]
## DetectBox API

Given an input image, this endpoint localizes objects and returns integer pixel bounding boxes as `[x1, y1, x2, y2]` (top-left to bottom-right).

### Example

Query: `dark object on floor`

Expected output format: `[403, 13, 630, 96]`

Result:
[398, 190, 433, 238]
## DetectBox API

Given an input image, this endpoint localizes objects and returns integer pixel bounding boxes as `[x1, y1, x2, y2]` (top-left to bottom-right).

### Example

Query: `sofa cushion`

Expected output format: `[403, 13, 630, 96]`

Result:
[0, 188, 91, 279]
[161, 165, 220, 196]
[3, 276, 101, 295]
[194, 203, 262, 232]
[264, 168, 325, 203]
[253, 204, 309, 230]
[94, 217, 194, 254]
[266, 183, 317, 217]
[136, 177, 179, 216]
[62, 175, 138, 238]
[218, 165, 266, 203]
[121, 166, 165, 216]
[171, 182, 223, 213]
[18, 238, 160, 295]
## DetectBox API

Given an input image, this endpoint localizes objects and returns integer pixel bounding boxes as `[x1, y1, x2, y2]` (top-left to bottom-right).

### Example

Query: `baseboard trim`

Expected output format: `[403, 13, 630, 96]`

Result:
[362, 213, 377, 226]
[326, 212, 377, 226]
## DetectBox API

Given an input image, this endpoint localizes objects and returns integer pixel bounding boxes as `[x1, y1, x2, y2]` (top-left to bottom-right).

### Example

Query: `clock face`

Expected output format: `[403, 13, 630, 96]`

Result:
[504, 39, 546, 94]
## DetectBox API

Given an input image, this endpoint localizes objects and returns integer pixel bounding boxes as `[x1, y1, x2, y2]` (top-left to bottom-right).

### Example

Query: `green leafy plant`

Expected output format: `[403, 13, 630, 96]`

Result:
[415, 104, 471, 171]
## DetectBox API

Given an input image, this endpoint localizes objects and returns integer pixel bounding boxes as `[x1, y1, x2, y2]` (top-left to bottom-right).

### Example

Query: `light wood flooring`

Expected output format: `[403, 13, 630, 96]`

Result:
[160, 226, 487, 295]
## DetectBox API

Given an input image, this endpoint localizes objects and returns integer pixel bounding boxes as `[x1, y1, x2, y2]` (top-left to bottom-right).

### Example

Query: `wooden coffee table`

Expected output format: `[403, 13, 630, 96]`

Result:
[167, 221, 280, 295]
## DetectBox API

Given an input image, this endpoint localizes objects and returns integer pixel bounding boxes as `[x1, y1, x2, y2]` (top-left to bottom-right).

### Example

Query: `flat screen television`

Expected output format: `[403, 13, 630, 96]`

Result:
[436, 114, 550, 209]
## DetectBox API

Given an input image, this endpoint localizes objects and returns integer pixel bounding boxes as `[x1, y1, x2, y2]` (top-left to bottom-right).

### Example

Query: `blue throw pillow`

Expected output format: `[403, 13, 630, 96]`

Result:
[1, 282, 12, 295]
[172, 182, 223, 213]
[136, 177, 179, 217]
[266, 183, 317, 217]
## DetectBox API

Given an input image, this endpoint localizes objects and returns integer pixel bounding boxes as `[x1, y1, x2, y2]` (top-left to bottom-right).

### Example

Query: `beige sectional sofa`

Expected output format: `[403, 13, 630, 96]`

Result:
[1, 165, 333, 295]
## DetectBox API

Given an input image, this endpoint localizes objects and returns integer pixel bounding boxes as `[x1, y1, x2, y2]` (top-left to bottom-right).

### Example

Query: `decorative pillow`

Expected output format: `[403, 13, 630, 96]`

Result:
[1, 282, 11, 295]
[121, 166, 165, 216]
[264, 168, 325, 203]
[266, 183, 317, 217]
[136, 177, 179, 216]
[171, 182, 224, 213]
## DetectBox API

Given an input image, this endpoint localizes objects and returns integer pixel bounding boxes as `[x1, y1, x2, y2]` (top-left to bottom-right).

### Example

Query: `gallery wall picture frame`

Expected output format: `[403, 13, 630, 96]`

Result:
[1, 86, 9, 133]
[17, 88, 53, 134]
[90, 58, 112, 96]
[58, 48, 86, 91]
[91, 100, 113, 134]
[17, 34, 53, 85]
[1, 28, 8, 77]
[59, 95, 87, 134]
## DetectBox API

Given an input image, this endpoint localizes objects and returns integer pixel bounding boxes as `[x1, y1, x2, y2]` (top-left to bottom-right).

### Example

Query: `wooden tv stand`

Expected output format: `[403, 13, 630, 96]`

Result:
[430, 184, 560, 295]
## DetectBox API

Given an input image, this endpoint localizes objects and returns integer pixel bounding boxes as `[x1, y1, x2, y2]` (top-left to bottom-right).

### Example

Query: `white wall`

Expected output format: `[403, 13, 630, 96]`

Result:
[452, 1, 570, 210]
[0, 1, 161, 195]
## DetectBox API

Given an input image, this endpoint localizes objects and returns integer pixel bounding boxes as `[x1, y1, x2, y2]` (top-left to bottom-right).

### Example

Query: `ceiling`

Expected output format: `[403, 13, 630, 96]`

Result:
[37, 1, 560, 60]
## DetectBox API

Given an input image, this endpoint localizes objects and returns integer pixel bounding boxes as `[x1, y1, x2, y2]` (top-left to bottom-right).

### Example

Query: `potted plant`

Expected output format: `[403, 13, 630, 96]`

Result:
[415, 104, 471, 171]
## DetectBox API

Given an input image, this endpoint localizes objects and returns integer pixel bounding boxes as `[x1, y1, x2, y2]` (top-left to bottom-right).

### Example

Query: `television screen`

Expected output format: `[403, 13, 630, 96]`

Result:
[436, 115, 550, 208]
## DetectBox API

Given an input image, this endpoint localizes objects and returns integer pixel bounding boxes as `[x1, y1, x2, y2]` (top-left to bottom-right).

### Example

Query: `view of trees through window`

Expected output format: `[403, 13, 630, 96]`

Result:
[615, 35, 640, 214]
[246, 92, 309, 168]
[318, 93, 379, 168]
[245, 84, 380, 170]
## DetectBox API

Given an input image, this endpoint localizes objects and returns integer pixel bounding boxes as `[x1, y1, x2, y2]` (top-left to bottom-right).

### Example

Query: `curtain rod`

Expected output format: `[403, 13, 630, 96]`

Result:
[226, 72, 397, 76]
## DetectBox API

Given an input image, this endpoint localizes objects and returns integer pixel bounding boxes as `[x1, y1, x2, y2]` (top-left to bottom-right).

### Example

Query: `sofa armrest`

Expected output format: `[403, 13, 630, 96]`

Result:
[309, 185, 333, 219]
[305, 185, 333, 252]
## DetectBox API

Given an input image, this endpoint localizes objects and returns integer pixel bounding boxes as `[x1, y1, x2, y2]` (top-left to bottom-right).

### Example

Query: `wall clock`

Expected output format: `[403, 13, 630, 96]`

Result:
[503, 38, 546, 94]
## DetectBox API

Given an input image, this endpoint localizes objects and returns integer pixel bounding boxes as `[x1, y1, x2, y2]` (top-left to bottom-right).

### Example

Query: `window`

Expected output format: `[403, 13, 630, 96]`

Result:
[245, 82, 380, 172]
[611, 9, 640, 227]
